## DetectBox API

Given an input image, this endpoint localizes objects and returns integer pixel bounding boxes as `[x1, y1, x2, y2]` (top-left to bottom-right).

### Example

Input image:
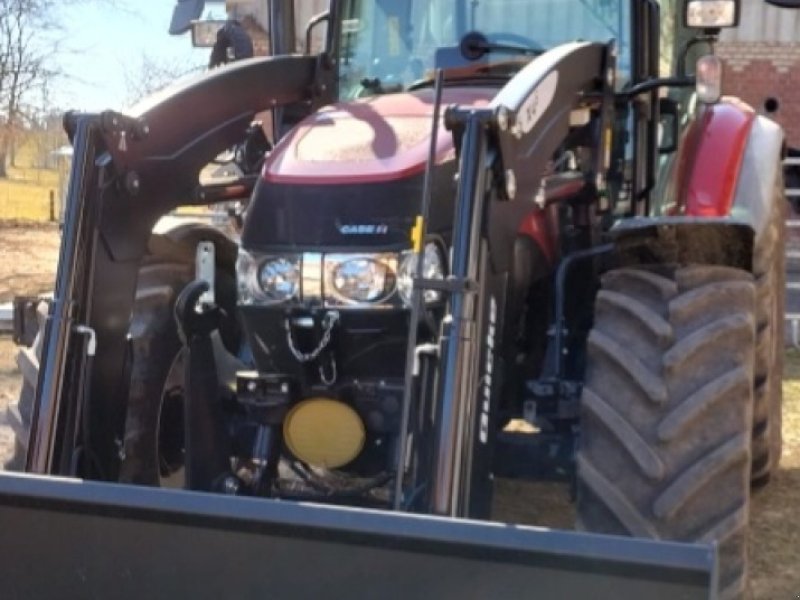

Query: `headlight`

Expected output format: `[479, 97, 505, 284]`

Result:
[237, 250, 300, 305]
[259, 257, 301, 300]
[324, 254, 398, 306]
[397, 243, 446, 305]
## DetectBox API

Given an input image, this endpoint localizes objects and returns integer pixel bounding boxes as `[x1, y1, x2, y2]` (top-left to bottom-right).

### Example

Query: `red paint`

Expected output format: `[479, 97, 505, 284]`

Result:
[263, 88, 495, 185]
[515, 177, 583, 263]
[682, 102, 755, 217]
[518, 210, 555, 264]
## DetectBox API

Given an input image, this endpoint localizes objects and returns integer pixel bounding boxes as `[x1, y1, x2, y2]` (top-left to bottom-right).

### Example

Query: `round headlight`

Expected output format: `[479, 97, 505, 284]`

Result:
[258, 257, 300, 301]
[331, 257, 396, 303]
[398, 243, 446, 305]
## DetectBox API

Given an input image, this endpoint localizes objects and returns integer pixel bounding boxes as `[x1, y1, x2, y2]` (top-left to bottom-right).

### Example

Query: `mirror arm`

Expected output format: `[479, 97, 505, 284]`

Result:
[617, 76, 695, 100]
[677, 35, 717, 77]
[305, 11, 330, 55]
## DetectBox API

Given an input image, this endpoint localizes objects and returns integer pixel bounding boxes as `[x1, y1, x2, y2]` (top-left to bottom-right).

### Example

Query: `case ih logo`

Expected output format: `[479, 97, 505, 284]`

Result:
[337, 223, 389, 235]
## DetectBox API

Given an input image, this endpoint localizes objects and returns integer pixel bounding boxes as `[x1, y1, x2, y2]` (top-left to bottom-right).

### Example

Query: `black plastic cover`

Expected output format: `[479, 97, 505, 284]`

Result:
[169, 0, 205, 35]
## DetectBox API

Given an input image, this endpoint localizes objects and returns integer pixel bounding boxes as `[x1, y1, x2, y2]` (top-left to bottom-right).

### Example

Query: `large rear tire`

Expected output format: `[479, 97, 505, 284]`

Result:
[577, 266, 755, 599]
[750, 188, 786, 486]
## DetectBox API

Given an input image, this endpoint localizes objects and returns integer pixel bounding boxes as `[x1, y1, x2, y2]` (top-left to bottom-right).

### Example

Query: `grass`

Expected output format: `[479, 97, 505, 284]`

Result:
[1, 139, 65, 222]
[0, 178, 62, 221]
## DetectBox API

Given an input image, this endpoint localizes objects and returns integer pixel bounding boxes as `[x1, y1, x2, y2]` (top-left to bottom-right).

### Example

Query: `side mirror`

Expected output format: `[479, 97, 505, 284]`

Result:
[684, 0, 740, 28]
[658, 98, 680, 155]
[191, 20, 227, 48]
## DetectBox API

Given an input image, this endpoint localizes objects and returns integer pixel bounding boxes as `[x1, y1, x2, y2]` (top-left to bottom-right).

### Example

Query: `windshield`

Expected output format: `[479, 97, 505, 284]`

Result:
[337, 0, 630, 100]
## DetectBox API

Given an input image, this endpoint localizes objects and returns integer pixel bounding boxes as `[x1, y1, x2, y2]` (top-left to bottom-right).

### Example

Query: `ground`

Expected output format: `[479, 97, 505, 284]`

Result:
[0, 222, 61, 303]
[0, 222, 797, 598]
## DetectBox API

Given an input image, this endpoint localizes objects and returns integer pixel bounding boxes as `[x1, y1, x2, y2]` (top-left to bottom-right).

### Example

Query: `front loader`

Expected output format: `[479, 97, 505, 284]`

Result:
[0, 0, 793, 597]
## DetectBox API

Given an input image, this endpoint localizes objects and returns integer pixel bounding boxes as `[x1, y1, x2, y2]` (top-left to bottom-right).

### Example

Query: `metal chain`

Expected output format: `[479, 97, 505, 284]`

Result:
[285, 311, 339, 363]
[319, 355, 337, 386]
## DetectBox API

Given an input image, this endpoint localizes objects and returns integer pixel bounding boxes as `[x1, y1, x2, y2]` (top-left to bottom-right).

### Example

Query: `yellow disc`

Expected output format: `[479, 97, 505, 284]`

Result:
[283, 398, 366, 469]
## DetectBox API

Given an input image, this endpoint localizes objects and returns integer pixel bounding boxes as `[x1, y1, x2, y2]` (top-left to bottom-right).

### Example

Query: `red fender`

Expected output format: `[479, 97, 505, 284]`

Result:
[518, 209, 556, 265]
[680, 102, 756, 217]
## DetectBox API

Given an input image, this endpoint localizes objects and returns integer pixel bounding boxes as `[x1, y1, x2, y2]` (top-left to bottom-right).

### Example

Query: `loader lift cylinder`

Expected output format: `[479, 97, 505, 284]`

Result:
[429, 108, 493, 517]
[27, 115, 103, 474]
[423, 42, 611, 517]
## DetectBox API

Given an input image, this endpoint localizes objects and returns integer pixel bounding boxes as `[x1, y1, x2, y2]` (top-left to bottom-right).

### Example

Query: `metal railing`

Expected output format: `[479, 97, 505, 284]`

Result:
[784, 155, 800, 347]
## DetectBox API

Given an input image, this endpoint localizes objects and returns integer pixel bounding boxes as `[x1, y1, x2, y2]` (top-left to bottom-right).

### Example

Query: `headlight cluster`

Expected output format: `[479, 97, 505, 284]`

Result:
[237, 244, 446, 308]
[397, 243, 446, 305]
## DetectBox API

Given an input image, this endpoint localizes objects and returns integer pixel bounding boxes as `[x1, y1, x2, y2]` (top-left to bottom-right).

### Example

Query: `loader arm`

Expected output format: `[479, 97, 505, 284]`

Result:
[28, 55, 319, 478]
[0, 472, 717, 599]
[419, 41, 611, 518]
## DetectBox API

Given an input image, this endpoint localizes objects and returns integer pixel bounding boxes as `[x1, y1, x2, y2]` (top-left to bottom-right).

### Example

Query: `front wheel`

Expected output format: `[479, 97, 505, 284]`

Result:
[577, 266, 755, 599]
[119, 240, 239, 487]
[117, 259, 193, 486]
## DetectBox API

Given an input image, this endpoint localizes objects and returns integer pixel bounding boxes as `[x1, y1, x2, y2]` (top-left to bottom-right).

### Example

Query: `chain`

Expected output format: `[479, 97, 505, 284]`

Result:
[285, 311, 339, 363]
[319, 355, 337, 386]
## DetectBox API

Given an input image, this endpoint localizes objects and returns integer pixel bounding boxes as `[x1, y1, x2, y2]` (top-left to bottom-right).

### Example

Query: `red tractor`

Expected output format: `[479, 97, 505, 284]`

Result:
[1, 1, 792, 597]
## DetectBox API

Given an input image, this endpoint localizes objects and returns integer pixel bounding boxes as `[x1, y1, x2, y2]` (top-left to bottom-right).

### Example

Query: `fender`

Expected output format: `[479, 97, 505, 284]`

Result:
[682, 101, 756, 219]
[622, 102, 784, 270]
[664, 100, 784, 239]
[729, 115, 785, 244]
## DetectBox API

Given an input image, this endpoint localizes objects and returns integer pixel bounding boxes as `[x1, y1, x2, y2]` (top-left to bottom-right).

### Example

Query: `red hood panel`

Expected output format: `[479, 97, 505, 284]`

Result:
[263, 88, 495, 185]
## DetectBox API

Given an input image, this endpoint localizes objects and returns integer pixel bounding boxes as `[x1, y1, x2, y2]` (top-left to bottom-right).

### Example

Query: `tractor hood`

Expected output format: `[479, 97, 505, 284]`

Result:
[242, 88, 495, 251]
[263, 88, 495, 185]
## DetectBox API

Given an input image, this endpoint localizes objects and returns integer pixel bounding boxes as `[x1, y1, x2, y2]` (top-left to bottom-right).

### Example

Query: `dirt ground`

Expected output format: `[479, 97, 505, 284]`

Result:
[0, 222, 61, 303]
[0, 222, 797, 597]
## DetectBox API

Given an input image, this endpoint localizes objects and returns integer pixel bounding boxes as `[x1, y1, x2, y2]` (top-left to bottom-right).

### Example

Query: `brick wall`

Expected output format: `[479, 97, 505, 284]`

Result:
[717, 42, 800, 147]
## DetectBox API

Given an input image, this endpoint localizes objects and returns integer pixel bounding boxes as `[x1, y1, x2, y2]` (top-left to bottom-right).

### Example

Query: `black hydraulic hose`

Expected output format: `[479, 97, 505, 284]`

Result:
[393, 70, 445, 510]
[552, 243, 613, 379]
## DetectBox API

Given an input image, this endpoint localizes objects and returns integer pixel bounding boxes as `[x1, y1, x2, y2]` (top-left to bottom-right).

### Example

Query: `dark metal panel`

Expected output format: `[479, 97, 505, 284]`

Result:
[486, 41, 606, 272]
[168, 0, 205, 35]
[108, 55, 317, 203]
[0, 473, 717, 599]
[269, 0, 296, 55]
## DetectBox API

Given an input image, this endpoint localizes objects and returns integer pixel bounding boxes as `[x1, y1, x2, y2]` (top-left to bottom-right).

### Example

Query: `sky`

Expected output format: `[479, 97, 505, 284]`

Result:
[50, 0, 224, 111]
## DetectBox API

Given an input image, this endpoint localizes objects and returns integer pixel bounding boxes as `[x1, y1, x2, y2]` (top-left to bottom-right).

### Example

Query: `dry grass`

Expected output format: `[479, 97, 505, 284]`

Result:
[0, 178, 62, 221]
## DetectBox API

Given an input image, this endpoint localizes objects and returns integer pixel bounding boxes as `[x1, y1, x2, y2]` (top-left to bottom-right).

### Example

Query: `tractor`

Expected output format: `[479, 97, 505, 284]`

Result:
[0, 0, 793, 597]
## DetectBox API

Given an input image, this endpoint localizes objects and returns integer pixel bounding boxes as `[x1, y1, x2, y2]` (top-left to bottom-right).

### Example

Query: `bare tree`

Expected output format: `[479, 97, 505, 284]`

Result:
[123, 53, 205, 107]
[0, 0, 54, 175]
[0, 0, 122, 176]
